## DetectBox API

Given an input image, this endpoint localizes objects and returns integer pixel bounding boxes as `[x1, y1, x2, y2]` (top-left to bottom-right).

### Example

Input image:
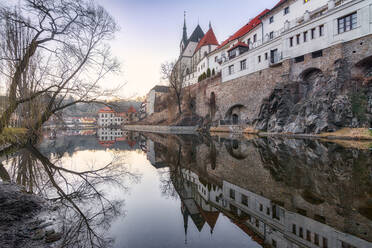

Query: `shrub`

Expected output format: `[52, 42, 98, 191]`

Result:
[212, 68, 215, 76]
[351, 91, 368, 122]
[206, 68, 211, 78]
[202, 72, 207, 80]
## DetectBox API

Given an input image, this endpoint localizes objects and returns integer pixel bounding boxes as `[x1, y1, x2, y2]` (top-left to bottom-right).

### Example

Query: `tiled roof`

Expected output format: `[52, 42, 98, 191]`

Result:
[98, 107, 115, 113]
[195, 28, 219, 53]
[227, 41, 249, 52]
[217, 9, 270, 50]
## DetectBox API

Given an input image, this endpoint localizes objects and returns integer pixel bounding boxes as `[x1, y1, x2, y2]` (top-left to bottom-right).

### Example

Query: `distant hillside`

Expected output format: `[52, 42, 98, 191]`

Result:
[62, 100, 141, 117]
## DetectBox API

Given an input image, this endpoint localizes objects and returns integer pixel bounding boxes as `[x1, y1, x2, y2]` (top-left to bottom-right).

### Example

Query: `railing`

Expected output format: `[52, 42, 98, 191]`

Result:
[270, 52, 283, 65]
[219, 119, 246, 126]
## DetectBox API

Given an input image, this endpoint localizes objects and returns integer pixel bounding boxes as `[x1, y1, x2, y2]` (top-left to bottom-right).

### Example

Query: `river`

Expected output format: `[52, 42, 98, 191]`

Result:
[1, 129, 371, 248]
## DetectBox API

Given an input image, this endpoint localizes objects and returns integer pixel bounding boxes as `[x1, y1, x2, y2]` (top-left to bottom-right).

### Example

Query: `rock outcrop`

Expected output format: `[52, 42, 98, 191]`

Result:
[254, 59, 372, 133]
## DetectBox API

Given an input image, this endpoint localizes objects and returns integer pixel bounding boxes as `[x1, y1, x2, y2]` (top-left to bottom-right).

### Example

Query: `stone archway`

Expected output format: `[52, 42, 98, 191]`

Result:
[299, 67, 323, 82]
[225, 104, 247, 125]
[354, 55, 372, 84]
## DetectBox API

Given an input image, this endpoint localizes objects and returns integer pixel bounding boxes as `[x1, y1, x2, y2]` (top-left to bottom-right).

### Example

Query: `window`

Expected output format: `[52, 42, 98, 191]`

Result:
[228, 65, 234, 75]
[247, 38, 251, 47]
[215, 56, 218, 62]
[284, 7, 289, 15]
[253, 34, 257, 42]
[314, 233, 319, 245]
[269, 16, 274, 23]
[296, 34, 300, 44]
[266, 207, 270, 215]
[265, 53, 268, 60]
[258, 55, 261, 63]
[240, 59, 246, 70]
[306, 230, 311, 241]
[303, 31, 308, 42]
[299, 227, 303, 238]
[272, 239, 277, 248]
[289, 37, 293, 47]
[241, 194, 248, 206]
[259, 203, 263, 211]
[230, 189, 235, 199]
[311, 28, 316, 39]
[312, 50, 323, 58]
[255, 219, 259, 227]
[319, 25, 324, 36]
[292, 224, 297, 234]
[269, 31, 274, 39]
[295, 55, 304, 63]
[338, 12, 357, 34]
[323, 237, 328, 248]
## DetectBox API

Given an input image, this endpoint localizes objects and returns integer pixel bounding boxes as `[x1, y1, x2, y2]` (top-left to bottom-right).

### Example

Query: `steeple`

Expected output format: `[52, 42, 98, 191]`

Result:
[182, 11, 187, 46]
[209, 21, 212, 30]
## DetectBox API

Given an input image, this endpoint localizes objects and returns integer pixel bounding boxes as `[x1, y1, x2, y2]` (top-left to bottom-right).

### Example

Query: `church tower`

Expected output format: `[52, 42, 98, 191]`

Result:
[180, 11, 188, 54]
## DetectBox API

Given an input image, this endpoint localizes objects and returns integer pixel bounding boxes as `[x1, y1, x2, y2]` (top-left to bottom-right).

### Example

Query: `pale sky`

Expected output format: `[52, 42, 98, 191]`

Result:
[96, 0, 278, 98]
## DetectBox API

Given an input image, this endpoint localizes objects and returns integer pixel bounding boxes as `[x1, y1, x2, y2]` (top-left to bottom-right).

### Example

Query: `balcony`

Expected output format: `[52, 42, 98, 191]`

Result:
[269, 52, 283, 67]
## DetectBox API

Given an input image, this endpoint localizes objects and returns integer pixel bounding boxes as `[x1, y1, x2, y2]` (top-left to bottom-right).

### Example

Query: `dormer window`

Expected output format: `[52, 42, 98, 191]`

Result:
[269, 16, 274, 23]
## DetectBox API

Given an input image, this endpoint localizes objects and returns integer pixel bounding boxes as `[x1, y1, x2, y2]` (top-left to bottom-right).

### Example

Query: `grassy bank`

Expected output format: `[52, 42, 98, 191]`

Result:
[0, 128, 27, 146]
[318, 128, 372, 140]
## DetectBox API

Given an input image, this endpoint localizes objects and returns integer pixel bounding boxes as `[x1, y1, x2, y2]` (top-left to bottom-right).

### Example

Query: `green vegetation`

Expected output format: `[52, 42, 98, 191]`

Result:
[206, 68, 211, 78]
[212, 68, 215, 76]
[0, 128, 27, 145]
[350, 91, 368, 122]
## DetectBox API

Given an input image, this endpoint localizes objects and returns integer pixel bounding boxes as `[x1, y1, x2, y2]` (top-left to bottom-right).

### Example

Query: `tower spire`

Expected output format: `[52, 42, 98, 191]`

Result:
[182, 11, 187, 44]
[209, 21, 212, 29]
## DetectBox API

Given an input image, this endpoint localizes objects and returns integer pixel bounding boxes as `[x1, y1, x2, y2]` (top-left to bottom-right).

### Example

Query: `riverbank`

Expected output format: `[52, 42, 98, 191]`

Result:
[123, 125, 198, 134]
[0, 182, 62, 248]
[210, 126, 372, 140]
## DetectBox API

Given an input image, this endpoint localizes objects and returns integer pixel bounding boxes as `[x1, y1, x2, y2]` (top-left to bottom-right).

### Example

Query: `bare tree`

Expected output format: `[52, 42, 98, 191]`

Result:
[0, 0, 121, 138]
[160, 61, 187, 116]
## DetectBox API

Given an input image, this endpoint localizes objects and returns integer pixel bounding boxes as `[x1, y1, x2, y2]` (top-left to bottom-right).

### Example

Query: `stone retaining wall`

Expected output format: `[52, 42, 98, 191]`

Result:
[123, 125, 198, 134]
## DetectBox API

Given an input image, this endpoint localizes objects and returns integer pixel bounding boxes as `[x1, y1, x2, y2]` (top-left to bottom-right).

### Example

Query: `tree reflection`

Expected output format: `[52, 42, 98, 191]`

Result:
[4, 144, 141, 248]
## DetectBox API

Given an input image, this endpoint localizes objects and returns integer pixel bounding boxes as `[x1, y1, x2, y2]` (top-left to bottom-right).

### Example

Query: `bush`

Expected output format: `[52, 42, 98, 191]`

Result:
[202, 72, 207, 80]
[212, 68, 215, 76]
[206, 68, 211, 78]
[351, 91, 368, 122]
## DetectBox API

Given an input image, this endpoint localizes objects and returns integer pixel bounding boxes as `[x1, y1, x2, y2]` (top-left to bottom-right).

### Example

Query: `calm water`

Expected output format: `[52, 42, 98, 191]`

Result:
[1, 129, 371, 248]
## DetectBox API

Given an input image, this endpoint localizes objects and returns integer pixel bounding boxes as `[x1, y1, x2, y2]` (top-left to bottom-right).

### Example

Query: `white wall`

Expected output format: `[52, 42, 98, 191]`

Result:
[221, 0, 372, 83]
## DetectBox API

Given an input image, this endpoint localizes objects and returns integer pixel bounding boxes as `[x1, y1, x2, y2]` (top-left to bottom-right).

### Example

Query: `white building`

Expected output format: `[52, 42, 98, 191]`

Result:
[220, 0, 372, 82]
[97, 107, 125, 127]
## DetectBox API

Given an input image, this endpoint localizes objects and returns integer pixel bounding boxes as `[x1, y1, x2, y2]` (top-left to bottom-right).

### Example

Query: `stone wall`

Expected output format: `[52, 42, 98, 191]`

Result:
[194, 34, 372, 127]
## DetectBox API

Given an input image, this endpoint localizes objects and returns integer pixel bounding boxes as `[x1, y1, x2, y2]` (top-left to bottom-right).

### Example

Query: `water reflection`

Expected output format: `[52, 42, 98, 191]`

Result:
[1, 138, 141, 247]
[1, 131, 371, 248]
[145, 133, 372, 248]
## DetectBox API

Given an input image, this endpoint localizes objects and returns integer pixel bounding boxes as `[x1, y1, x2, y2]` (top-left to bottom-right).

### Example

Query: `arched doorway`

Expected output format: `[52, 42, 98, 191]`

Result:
[232, 114, 239, 125]
[225, 104, 247, 125]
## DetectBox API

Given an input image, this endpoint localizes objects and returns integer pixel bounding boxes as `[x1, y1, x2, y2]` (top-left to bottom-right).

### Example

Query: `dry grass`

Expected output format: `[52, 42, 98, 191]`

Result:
[243, 126, 260, 134]
[318, 128, 372, 140]
[0, 128, 27, 145]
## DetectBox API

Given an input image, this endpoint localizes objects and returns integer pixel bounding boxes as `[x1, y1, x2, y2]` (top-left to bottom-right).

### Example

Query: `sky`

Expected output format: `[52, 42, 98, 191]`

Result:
[96, 0, 278, 99]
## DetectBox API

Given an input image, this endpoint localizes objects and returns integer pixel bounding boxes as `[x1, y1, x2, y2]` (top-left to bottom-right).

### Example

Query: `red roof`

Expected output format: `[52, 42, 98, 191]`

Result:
[195, 28, 219, 53]
[217, 9, 270, 49]
[127, 106, 137, 113]
[227, 41, 249, 52]
[98, 107, 115, 113]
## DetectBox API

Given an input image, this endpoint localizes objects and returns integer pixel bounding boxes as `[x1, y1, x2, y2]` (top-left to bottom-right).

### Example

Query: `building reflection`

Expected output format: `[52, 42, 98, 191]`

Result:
[144, 133, 372, 248]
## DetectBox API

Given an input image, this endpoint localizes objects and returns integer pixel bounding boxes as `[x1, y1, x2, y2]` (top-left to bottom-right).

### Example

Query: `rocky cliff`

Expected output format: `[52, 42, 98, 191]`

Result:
[254, 59, 372, 133]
